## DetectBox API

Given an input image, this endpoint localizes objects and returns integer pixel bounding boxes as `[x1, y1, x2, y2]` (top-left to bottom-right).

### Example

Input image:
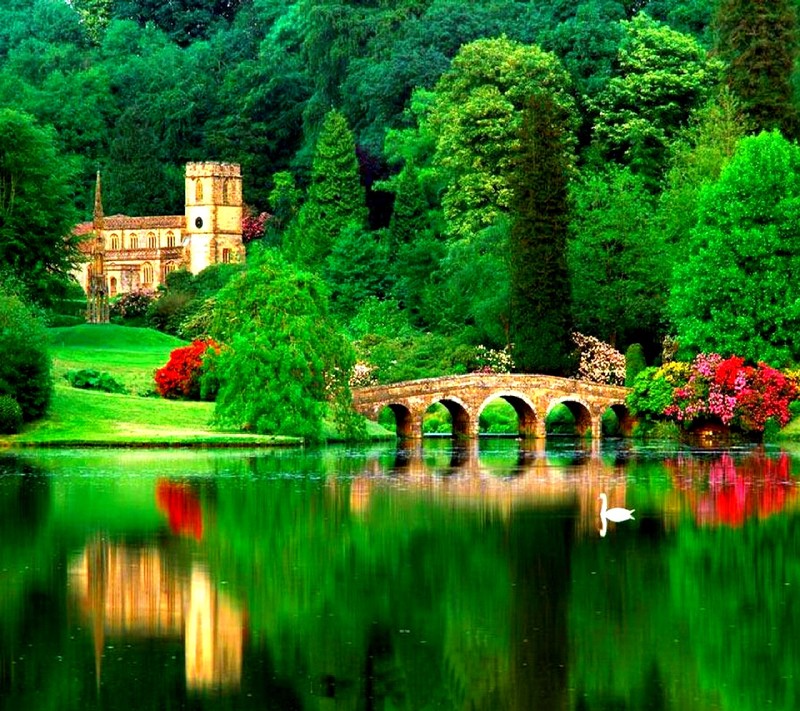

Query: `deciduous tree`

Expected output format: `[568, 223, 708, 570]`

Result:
[670, 131, 800, 366]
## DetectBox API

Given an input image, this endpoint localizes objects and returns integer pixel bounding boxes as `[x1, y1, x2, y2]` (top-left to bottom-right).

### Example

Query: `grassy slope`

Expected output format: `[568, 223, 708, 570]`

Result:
[5, 324, 294, 446]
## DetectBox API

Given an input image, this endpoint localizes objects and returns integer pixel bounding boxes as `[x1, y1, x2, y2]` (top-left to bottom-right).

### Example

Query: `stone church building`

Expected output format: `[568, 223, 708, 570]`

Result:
[75, 162, 245, 301]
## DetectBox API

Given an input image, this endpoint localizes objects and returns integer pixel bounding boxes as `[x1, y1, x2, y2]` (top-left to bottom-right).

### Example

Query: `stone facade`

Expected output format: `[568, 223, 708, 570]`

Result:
[352, 373, 634, 439]
[74, 162, 245, 298]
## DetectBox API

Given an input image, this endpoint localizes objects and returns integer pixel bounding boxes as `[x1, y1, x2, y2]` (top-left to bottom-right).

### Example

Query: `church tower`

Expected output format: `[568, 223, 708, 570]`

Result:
[86, 171, 109, 323]
[184, 163, 244, 275]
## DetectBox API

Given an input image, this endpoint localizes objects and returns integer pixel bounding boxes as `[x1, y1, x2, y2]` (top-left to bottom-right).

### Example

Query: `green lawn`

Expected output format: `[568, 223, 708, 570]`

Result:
[2, 323, 391, 447]
[48, 323, 186, 395]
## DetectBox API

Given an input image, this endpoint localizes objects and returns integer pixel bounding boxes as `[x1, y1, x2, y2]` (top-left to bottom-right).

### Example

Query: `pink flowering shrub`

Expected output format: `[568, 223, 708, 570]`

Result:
[663, 353, 797, 433]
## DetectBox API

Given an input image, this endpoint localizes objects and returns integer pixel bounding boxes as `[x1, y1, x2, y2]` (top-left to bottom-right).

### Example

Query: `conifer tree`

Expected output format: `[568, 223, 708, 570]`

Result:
[284, 110, 367, 269]
[509, 92, 573, 375]
[714, 0, 798, 138]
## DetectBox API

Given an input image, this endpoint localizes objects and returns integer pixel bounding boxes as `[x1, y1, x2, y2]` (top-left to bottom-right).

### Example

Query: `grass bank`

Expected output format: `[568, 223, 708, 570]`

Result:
[3, 323, 390, 447]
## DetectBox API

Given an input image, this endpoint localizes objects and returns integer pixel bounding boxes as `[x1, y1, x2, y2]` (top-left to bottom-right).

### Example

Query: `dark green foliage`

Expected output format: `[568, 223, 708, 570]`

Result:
[65, 368, 126, 394]
[325, 223, 390, 320]
[714, 0, 798, 138]
[0, 287, 52, 421]
[509, 92, 574, 374]
[0, 109, 81, 303]
[545, 403, 576, 434]
[0, 395, 22, 434]
[625, 343, 647, 387]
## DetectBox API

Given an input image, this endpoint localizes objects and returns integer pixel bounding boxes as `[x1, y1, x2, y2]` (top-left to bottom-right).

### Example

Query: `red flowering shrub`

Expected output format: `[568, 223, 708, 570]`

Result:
[663, 353, 797, 433]
[242, 207, 270, 243]
[154, 338, 220, 400]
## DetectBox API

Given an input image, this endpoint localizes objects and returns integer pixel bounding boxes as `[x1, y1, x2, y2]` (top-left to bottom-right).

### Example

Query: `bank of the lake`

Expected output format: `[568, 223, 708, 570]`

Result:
[0, 323, 391, 448]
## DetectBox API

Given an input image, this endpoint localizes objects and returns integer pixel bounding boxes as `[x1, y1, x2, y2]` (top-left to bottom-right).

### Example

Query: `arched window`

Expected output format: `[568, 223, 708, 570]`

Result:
[166, 231, 175, 247]
[147, 232, 157, 248]
[222, 248, 231, 264]
[110, 277, 117, 297]
[110, 234, 119, 250]
[129, 233, 138, 249]
[164, 263, 176, 277]
[195, 179, 203, 204]
[222, 179, 230, 205]
[142, 262, 153, 285]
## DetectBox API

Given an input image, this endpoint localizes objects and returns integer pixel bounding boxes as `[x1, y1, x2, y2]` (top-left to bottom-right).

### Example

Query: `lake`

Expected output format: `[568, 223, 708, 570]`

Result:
[0, 438, 798, 710]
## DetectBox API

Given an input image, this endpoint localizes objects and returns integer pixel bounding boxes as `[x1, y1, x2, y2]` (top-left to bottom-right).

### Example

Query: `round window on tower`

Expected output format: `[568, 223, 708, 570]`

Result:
[195, 216, 204, 229]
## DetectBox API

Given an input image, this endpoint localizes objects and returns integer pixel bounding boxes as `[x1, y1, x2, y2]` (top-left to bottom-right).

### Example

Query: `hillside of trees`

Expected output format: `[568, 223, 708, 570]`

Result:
[3, 0, 800, 381]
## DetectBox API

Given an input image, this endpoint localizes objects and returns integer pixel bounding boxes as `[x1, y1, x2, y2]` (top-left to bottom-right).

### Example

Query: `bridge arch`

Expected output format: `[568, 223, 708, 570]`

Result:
[547, 396, 593, 437]
[607, 402, 636, 436]
[425, 396, 471, 438]
[380, 403, 416, 438]
[477, 391, 540, 437]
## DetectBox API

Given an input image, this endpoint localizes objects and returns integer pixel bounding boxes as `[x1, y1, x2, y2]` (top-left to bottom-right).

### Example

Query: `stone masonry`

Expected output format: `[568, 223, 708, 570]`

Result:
[352, 373, 633, 439]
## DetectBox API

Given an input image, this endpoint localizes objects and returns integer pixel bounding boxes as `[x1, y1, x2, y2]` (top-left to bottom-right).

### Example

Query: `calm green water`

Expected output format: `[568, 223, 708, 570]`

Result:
[1, 439, 799, 711]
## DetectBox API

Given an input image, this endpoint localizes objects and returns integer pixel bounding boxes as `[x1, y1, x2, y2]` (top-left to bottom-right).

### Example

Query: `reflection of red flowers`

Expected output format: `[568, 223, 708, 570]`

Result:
[668, 452, 794, 527]
[156, 481, 203, 540]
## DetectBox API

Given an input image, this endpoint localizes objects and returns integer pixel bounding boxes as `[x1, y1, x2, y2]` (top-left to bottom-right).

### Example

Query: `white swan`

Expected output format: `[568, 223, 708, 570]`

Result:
[598, 493, 635, 537]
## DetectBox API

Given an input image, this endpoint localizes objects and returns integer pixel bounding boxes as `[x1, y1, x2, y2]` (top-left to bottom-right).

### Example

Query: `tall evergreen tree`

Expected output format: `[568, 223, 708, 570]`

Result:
[284, 109, 367, 269]
[714, 0, 798, 138]
[509, 92, 573, 374]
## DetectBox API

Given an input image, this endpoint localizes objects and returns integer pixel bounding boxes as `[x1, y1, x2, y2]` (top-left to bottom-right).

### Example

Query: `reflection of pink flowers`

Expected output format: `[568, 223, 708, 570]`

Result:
[668, 452, 794, 527]
[156, 481, 203, 540]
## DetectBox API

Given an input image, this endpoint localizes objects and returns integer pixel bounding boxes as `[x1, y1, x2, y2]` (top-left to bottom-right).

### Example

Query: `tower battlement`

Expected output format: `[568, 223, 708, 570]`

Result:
[185, 162, 241, 179]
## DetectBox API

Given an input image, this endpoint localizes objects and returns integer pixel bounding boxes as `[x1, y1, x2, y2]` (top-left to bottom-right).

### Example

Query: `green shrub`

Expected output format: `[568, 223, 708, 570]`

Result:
[47, 314, 85, 327]
[789, 399, 800, 420]
[423, 403, 451, 433]
[0, 395, 23, 434]
[625, 343, 647, 387]
[65, 369, 126, 394]
[0, 290, 52, 420]
[479, 400, 518, 433]
[601, 408, 620, 436]
[546, 403, 576, 434]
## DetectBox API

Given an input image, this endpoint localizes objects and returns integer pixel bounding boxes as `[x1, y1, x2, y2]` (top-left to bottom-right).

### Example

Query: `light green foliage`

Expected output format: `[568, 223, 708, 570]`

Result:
[268, 170, 302, 233]
[670, 131, 800, 366]
[656, 88, 749, 252]
[0, 285, 52, 421]
[430, 219, 511, 349]
[210, 250, 360, 442]
[626, 365, 686, 420]
[284, 110, 367, 269]
[568, 166, 668, 348]
[427, 36, 576, 240]
[591, 13, 719, 183]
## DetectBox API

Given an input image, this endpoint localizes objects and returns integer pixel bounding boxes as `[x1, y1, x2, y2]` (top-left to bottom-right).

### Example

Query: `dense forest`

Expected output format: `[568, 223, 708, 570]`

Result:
[3, 0, 800, 384]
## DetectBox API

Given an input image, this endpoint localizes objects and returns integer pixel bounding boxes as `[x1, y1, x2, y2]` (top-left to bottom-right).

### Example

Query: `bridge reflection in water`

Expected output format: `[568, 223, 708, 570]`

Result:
[352, 373, 634, 440]
[338, 440, 651, 540]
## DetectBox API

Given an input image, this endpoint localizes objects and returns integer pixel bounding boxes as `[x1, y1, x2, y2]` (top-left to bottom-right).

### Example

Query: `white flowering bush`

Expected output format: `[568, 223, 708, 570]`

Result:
[572, 332, 625, 385]
[349, 361, 377, 388]
[472, 345, 515, 374]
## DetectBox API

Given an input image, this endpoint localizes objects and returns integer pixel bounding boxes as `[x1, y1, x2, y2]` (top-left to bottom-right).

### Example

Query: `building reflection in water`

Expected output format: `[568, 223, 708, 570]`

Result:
[69, 539, 243, 692]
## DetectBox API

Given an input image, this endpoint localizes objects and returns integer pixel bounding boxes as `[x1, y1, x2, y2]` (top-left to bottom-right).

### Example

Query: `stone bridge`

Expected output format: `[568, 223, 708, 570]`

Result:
[352, 374, 633, 439]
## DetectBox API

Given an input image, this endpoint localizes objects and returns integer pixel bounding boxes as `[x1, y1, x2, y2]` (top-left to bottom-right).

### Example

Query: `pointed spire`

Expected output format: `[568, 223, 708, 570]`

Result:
[93, 170, 104, 232]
